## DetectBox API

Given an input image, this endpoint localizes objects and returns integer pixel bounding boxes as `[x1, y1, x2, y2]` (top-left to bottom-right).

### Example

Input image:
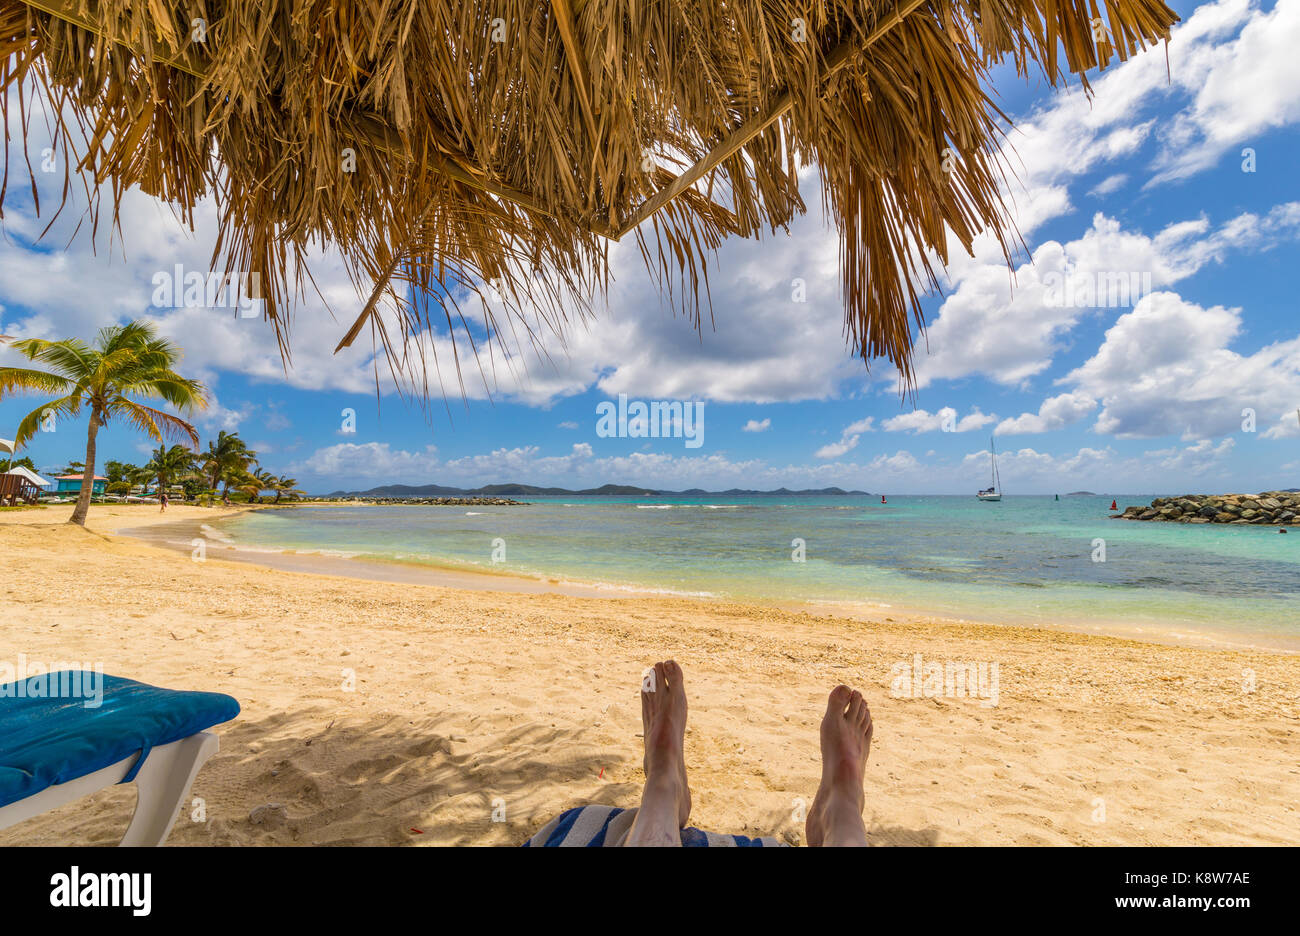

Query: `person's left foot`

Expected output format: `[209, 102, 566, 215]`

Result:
[625, 660, 691, 845]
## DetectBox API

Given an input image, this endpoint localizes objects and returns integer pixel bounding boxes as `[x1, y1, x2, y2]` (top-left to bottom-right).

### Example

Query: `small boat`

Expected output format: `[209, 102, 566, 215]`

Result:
[977, 437, 1002, 501]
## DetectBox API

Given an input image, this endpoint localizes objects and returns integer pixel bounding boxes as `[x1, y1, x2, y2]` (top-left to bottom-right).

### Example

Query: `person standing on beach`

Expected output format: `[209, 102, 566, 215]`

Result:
[160, 490, 168, 512]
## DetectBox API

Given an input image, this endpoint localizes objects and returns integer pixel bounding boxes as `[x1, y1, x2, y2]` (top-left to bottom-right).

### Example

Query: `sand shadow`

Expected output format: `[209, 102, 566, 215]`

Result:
[169, 706, 632, 846]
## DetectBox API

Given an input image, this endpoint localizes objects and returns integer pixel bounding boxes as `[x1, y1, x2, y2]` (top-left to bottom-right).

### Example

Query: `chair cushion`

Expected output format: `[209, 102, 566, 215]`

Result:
[0, 671, 239, 808]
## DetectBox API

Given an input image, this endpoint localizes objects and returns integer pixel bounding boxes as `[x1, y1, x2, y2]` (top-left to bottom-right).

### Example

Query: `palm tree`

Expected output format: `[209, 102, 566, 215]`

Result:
[233, 466, 276, 504]
[0, 322, 207, 525]
[144, 444, 198, 497]
[272, 474, 304, 504]
[125, 464, 157, 495]
[202, 431, 255, 506]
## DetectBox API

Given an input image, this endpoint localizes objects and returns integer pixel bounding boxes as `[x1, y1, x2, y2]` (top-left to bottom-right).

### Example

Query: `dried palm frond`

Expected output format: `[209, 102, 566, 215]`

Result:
[0, 0, 1178, 391]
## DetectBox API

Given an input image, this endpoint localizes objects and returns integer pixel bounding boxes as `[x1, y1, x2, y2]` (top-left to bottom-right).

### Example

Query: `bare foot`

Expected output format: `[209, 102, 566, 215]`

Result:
[806, 685, 872, 847]
[624, 660, 691, 846]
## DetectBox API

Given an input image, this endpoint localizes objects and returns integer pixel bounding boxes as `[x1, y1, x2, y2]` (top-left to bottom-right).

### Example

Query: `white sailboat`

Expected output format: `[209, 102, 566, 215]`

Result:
[977, 436, 1002, 501]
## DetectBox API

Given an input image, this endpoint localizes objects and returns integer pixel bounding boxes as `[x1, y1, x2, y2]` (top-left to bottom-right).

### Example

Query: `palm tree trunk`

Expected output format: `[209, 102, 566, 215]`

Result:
[69, 409, 100, 526]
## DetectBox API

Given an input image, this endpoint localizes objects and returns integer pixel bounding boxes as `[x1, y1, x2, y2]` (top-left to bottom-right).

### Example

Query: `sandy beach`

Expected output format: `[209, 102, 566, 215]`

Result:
[1, 504, 1297, 846]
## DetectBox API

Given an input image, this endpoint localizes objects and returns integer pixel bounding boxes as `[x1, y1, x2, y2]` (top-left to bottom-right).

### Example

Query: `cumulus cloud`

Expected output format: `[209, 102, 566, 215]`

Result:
[1143, 438, 1237, 475]
[881, 407, 996, 434]
[742, 418, 772, 432]
[902, 204, 1300, 390]
[996, 392, 1098, 435]
[1061, 292, 1300, 440]
[1147, 0, 1300, 185]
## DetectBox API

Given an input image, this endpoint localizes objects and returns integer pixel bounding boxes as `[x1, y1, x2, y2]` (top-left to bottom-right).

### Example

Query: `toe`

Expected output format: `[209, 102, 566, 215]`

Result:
[827, 685, 852, 716]
[847, 689, 864, 721]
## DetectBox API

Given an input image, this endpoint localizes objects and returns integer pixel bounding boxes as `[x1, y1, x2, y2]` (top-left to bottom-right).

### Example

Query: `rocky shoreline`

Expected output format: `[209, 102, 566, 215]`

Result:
[1114, 491, 1298, 525]
[306, 496, 529, 506]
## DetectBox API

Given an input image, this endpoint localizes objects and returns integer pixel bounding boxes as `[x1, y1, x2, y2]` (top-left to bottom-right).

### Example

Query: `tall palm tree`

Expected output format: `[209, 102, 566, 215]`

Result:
[202, 431, 255, 505]
[0, 322, 207, 525]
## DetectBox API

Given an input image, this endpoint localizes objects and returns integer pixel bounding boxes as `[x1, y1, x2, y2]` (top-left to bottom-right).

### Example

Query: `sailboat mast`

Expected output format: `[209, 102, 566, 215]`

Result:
[991, 437, 1001, 492]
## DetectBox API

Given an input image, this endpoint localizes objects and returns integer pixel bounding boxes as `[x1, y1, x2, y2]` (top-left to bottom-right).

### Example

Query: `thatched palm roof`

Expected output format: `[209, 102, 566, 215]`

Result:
[1, 0, 1177, 389]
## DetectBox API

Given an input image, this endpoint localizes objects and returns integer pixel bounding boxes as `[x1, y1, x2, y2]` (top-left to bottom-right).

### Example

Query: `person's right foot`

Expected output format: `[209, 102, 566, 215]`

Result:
[806, 685, 872, 847]
[624, 660, 691, 846]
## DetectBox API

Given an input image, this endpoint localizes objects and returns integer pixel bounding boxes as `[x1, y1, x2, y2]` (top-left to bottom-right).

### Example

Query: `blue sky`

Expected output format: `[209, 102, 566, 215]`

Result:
[2, 0, 1299, 494]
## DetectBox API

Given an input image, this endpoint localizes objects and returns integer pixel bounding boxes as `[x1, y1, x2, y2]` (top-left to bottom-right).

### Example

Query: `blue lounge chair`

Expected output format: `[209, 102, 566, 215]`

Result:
[0, 671, 239, 845]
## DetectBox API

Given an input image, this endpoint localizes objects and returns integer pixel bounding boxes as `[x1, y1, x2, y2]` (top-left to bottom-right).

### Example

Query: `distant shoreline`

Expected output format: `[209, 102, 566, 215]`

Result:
[321, 483, 872, 498]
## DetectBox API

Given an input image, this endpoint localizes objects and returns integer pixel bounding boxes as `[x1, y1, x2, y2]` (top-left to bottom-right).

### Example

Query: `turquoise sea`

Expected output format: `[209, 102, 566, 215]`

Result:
[209, 494, 1300, 649]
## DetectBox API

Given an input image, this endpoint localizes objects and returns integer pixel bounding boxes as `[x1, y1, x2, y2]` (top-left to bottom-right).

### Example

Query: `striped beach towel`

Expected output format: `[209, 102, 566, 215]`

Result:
[524, 805, 788, 847]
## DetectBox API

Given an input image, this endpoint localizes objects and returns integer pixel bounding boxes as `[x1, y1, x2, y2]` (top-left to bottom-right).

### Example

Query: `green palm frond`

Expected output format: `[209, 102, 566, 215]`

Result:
[108, 399, 200, 447]
[0, 367, 74, 397]
[8, 337, 96, 380]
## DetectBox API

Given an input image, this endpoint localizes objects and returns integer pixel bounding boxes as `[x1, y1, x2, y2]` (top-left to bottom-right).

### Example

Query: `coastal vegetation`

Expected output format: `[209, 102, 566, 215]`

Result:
[0, 321, 206, 524]
[1, 322, 303, 516]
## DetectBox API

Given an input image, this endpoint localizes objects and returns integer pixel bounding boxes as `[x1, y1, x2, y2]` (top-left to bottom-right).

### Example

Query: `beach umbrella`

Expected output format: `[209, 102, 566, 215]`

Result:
[0, 0, 1179, 390]
[0, 438, 15, 456]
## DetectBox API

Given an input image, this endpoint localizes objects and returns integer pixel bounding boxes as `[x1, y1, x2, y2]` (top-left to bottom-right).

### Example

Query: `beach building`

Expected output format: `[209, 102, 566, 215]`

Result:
[54, 474, 108, 495]
[0, 466, 50, 506]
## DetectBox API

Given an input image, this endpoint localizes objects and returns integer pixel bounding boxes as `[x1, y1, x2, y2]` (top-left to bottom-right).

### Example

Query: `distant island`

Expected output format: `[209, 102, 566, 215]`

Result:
[1065, 491, 1098, 496]
[323, 483, 869, 498]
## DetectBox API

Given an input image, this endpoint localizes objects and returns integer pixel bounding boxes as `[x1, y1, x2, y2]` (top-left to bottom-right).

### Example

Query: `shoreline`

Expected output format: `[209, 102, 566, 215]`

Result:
[2, 504, 1298, 845]
[122, 507, 1300, 655]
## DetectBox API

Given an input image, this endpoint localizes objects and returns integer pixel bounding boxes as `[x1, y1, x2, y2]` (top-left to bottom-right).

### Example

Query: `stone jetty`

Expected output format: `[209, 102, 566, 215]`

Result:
[1114, 492, 1298, 525]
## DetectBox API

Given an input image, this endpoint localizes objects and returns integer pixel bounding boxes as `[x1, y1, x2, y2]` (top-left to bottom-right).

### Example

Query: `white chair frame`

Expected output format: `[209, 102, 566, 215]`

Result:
[0, 731, 219, 846]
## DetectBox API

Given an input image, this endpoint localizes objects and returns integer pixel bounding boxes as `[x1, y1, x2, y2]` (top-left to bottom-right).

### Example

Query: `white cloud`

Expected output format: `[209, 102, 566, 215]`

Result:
[959, 445, 1120, 487]
[866, 450, 921, 474]
[1143, 437, 1237, 475]
[1148, 0, 1300, 185]
[996, 391, 1098, 435]
[742, 418, 771, 432]
[1087, 174, 1128, 197]
[295, 442, 441, 482]
[815, 417, 874, 459]
[1062, 291, 1300, 440]
[881, 407, 996, 434]
[904, 204, 1300, 390]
